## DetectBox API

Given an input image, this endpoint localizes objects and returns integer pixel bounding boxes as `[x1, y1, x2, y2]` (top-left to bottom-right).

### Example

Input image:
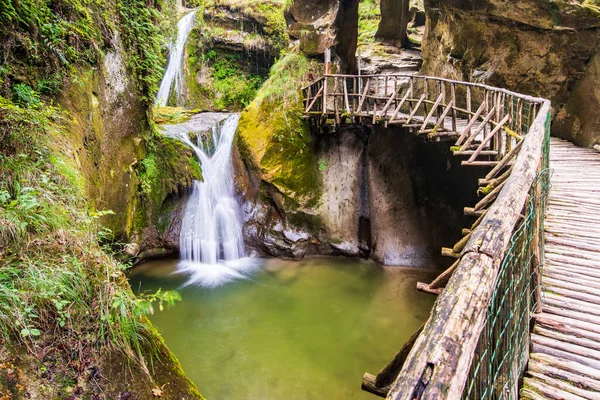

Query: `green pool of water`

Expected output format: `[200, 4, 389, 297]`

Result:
[128, 257, 437, 400]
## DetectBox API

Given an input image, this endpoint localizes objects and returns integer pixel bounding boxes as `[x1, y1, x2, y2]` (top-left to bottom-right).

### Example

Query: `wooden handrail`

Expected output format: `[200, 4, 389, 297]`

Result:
[386, 100, 551, 399]
[303, 73, 551, 398]
[306, 74, 546, 104]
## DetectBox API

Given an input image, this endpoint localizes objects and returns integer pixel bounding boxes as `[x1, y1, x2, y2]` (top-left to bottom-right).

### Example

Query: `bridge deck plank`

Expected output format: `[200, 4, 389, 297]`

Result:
[523, 138, 600, 399]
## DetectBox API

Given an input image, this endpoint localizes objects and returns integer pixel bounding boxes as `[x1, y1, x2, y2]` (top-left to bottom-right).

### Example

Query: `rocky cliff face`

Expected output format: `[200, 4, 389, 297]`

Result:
[286, 0, 359, 72]
[376, 0, 410, 47]
[58, 39, 146, 238]
[421, 0, 600, 147]
[0, 0, 203, 395]
[237, 114, 477, 266]
[233, 0, 478, 267]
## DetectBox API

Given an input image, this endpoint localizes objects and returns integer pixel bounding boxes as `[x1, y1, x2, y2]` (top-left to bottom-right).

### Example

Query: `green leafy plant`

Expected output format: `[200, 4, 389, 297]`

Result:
[12, 84, 41, 107]
[117, 0, 170, 101]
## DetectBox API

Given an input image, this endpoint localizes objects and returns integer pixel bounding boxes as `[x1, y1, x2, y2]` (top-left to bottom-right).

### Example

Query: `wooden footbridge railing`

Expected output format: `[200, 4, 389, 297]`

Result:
[303, 75, 552, 399]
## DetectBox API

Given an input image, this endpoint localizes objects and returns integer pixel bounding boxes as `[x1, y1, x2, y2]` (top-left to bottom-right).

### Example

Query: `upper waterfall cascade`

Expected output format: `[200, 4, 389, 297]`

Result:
[155, 9, 197, 106]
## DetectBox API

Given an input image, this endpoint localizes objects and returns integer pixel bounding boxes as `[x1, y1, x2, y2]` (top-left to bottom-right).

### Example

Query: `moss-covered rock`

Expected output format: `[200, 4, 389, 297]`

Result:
[0, 0, 204, 395]
[237, 50, 322, 209]
[0, 95, 202, 398]
[553, 50, 600, 148]
[58, 53, 146, 239]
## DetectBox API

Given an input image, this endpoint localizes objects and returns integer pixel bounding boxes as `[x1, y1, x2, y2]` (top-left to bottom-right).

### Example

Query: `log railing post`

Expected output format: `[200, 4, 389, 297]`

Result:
[323, 76, 328, 115]
[467, 86, 472, 113]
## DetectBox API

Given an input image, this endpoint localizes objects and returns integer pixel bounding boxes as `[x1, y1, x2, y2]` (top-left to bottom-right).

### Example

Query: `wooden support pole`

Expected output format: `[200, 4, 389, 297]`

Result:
[464, 207, 486, 217]
[389, 87, 413, 122]
[467, 86, 472, 112]
[343, 78, 350, 114]
[485, 139, 524, 181]
[478, 167, 512, 189]
[406, 94, 426, 124]
[362, 374, 389, 398]
[305, 85, 324, 113]
[466, 113, 512, 163]
[470, 210, 488, 232]
[474, 180, 507, 212]
[456, 102, 486, 146]
[460, 105, 498, 151]
[426, 100, 455, 135]
[461, 161, 501, 167]
[453, 231, 473, 253]
[357, 78, 370, 113]
[442, 247, 461, 259]
[380, 89, 399, 118]
[415, 283, 443, 295]
[420, 93, 444, 132]
[429, 259, 461, 290]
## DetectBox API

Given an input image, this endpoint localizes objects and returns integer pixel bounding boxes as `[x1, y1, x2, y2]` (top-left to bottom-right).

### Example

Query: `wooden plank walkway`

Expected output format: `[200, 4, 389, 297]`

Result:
[522, 138, 600, 400]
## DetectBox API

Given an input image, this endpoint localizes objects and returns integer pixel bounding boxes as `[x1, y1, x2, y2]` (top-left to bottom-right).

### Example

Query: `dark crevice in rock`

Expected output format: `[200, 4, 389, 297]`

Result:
[357, 129, 371, 258]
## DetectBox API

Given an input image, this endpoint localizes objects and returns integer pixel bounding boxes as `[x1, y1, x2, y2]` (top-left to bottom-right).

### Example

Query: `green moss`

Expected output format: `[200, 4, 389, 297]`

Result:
[237, 50, 322, 208]
[49, 154, 86, 197]
[358, 0, 381, 44]
[135, 133, 202, 231]
[117, 0, 175, 102]
[183, 0, 289, 110]
[203, 0, 288, 49]
[0, 0, 175, 104]
[153, 106, 201, 124]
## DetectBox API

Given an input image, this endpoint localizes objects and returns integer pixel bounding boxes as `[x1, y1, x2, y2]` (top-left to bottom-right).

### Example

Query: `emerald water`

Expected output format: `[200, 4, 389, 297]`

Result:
[129, 257, 437, 399]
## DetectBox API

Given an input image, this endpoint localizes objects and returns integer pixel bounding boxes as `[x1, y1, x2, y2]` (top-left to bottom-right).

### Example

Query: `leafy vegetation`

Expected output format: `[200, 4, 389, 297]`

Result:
[0, 0, 176, 105]
[0, 96, 183, 375]
[0, 0, 107, 104]
[179, 0, 288, 110]
[358, 0, 381, 44]
[117, 0, 174, 101]
[210, 52, 264, 109]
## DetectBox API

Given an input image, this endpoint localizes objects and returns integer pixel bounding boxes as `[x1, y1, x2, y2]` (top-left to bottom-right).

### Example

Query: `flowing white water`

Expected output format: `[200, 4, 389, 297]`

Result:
[162, 114, 258, 287]
[155, 9, 197, 106]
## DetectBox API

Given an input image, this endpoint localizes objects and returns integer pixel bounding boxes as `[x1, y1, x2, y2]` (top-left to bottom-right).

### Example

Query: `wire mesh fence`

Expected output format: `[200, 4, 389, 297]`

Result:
[462, 112, 551, 399]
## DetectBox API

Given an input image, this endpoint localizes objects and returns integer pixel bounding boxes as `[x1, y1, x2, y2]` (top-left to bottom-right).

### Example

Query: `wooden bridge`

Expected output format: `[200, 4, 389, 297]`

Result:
[302, 75, 599, 398]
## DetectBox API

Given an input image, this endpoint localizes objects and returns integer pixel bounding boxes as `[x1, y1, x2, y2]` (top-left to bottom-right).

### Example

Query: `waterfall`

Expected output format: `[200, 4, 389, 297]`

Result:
[155, 9, 197, 107]
[179, 114, 245, 264]
[162, 114, 258, 287]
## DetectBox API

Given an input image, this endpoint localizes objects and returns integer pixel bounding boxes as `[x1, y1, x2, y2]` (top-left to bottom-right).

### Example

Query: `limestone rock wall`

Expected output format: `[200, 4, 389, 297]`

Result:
[286, 0, 359, 72]
[238, 123, 476, 267]
[421, 0, 600, 147]
[58, 40, 147, 238]
[366, 127, 434, 266]
[376, 0, 411, 47]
